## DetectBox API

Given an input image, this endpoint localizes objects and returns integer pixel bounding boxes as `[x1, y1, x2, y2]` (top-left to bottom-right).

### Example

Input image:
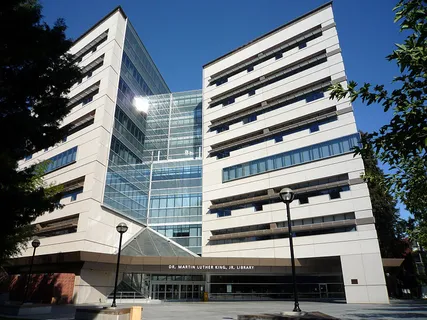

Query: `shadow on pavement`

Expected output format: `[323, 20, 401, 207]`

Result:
[347, 312, 427, 319]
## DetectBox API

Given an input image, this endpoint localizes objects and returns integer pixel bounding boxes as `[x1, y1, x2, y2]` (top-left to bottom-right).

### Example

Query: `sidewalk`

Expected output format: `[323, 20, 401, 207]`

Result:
[1, 300, 426, 320]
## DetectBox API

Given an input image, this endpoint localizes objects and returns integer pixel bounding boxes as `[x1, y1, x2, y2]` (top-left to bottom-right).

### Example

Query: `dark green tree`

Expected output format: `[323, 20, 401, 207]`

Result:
[330, 0, 427, 246]
[0, 0, 81, 263]
[362, 134, 406, 258]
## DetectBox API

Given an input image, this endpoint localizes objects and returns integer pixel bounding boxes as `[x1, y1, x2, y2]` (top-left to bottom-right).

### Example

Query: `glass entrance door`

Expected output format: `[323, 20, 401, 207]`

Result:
[151, 282, 202, 300]
[319, 283, 328, 298]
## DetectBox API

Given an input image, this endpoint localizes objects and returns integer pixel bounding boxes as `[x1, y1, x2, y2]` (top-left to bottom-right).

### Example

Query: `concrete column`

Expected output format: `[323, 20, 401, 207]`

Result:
[341, 253, 389, 304]
[73, 269, 117, 304]
[205, 273, 211, 297]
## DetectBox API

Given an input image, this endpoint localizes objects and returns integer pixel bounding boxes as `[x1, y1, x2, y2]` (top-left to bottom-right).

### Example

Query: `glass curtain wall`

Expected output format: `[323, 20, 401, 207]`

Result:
[168, 90, 202, 160]
[143, 90, 202, 161]
[145, 90, 203, 255]
[103, 20, 202, 253]
[103, 22, 170, 224]
[143, 94, 170, 161]
[149, 160, 202, 254]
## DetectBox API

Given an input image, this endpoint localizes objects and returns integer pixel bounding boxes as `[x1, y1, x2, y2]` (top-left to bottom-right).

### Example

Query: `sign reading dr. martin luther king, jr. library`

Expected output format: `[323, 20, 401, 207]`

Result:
[168, 264, 255, 271]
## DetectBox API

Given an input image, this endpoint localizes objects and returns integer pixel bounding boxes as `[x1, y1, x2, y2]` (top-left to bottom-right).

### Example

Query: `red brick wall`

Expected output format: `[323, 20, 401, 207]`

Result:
[7, 273, 75, 304]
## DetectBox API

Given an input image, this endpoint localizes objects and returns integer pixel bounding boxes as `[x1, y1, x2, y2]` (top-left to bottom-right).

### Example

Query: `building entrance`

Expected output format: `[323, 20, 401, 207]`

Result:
[149, 274, 204, 301]
[151, 283, 203, 300]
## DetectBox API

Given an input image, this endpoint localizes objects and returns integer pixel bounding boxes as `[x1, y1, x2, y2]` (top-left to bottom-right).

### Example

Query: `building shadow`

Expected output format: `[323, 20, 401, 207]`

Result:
[347, 312, 427, 319]
[5, 273, 70, 304]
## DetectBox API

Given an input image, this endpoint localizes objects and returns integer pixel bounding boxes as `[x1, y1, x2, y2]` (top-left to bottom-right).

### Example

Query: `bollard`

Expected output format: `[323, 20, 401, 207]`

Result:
[130, 306, 142, 320]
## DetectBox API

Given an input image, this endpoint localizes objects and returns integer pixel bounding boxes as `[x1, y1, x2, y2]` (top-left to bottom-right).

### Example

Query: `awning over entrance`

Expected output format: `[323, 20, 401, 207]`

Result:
[5, 251, 403, 276]
[4, 251, 335, 274]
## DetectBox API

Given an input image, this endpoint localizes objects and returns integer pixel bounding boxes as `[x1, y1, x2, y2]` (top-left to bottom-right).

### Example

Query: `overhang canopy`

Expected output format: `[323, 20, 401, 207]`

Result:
[5, 251, 403, 276]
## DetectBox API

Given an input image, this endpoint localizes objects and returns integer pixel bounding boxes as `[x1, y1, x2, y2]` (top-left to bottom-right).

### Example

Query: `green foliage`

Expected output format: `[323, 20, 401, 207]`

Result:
[361, 133, 406, 258]
[330, 0, 427, 246]
[0, 0, 81, 264]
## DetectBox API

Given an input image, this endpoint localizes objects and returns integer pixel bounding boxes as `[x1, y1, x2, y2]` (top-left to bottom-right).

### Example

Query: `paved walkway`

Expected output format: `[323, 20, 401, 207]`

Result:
[135, 300, 427, 320]
[2, 300, 426, 320]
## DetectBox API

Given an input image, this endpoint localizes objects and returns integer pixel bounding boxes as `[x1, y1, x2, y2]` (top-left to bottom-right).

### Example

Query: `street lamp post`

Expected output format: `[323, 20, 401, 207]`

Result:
[279, 187, 301, 313]
[111, 222, 128, 308]
[23, 238, 40, 304]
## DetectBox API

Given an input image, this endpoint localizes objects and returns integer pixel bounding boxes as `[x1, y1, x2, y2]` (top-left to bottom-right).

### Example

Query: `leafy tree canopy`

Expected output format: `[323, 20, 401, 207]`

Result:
[361, 133, 407, 258]
[330, 0, 427, 246]
[0, 0, 81, 263]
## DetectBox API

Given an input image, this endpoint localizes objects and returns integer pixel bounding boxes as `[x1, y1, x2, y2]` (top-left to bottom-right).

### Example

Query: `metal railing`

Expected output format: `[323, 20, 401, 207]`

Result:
[209, 292, 345, 301]
[107, 291, 146, 303]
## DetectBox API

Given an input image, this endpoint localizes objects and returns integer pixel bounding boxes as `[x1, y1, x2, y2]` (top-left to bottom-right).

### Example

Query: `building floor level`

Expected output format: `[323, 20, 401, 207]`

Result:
[5, 251, 400, 304]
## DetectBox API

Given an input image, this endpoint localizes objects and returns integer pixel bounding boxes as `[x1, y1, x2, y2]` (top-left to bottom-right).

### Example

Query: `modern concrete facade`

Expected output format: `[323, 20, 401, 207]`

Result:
[18, 7, 146, 257]
[10, 3, 395, 305]
[202, 2, 388, 303]
[16, 7, 198, 303]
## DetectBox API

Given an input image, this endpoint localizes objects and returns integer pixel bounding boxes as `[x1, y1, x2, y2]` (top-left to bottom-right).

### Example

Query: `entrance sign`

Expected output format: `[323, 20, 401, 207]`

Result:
[168, 264, 255, 271]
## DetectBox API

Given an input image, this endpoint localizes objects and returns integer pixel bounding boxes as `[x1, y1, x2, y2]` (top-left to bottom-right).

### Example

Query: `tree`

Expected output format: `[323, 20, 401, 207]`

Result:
[330, 0, 427, 246]
[361, 133, 406, 258]
[0, 0, 81, 264]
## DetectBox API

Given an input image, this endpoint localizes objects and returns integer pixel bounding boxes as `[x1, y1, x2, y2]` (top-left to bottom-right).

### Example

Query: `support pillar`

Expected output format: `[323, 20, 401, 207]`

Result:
[341, 253, 389, 304]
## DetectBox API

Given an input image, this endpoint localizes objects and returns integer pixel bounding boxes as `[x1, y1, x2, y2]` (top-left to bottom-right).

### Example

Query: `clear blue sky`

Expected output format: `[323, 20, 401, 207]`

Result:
[40, 0, 408, 218]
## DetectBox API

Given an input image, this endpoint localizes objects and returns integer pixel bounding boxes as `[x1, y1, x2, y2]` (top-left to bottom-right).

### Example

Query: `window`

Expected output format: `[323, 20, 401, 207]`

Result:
[61, 187, 83, 201]
[114, 106, 145, 145]
[223, 97, 235, 106]
[210, 212, 356, 245]
[121, 53, 154, 96]
[109, 136, 142, 165]
[329, 189, 342, 199]
[217, 151, 230, 159]
[298, 42, 307, 49]
[275, 52, 283, 60]
[211, 114, 339, 154]
[274, 135, 283, 143]
[306, 91, 324, 103]
[222, 134, 359, 182]
[309, 124, 319, 133]
[217, 209, 231, 217]
[216, 125, 229, 133]
[298, 196, 309, 204]
[67, 111, 96, 136]
[82, 95, 93, 105]
[24, 154, 32, 161]
[247, 66, 254, 72]
[216, 77, 228, 86]
[205, 27, 324, 95]
[35, 215, 79, 238]
[243, 114, 257, 124]
[248, 89, 255, 96]
[44, 146, 77, 174]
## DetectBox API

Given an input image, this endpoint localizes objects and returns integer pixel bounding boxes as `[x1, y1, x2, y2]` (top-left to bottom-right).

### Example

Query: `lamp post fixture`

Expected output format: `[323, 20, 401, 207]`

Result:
[279, 187, 301, 313]
[111, 222, 128, 308]
[23, 238, 40, 304]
